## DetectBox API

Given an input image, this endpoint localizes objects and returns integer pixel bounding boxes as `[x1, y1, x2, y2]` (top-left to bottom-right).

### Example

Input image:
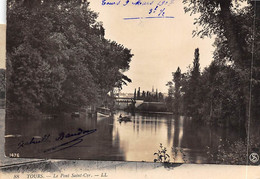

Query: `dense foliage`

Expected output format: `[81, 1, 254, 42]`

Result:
[6, 0, 133, 118]
[164, 0, 260, 164]
[167, 1, 260, 128]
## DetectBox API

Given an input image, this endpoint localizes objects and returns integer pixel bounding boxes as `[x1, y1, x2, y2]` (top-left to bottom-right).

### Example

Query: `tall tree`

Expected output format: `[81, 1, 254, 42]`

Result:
[173, 67, 182, 114]
[166, 81, 174, 112]
[142, 90, 146, 99]
[137, 87, 141, 100]
[182, 48, 201, 117]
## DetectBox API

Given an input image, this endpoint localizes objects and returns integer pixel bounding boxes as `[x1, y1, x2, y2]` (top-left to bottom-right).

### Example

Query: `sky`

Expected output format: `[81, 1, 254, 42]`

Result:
[0, 0, 215, 92]
[88, 0, 215, 93]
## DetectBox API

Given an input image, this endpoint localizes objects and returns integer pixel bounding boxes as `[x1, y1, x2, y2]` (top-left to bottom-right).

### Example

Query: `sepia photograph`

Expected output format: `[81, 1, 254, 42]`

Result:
[4, 0, 260, 166]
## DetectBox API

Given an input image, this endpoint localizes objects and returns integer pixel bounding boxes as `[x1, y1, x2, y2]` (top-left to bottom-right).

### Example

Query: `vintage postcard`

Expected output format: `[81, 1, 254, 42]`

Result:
[4, 0, 260, 166]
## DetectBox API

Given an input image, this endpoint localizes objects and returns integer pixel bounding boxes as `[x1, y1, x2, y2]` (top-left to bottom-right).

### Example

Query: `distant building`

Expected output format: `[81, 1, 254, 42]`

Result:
[118, 92, 134, 98]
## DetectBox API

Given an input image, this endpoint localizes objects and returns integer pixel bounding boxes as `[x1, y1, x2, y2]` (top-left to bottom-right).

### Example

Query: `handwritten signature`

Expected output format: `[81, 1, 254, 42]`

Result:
[17, 128, 97, 154]
[102, 0, 175, 18]
[17, 134, 51, 149]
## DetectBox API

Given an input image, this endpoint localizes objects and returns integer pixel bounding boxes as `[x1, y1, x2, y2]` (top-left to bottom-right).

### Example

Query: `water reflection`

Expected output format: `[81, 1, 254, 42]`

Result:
[5, 111, 244, 163]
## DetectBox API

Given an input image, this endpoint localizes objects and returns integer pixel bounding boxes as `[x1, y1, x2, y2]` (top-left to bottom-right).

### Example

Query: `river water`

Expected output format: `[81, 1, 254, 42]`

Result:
[5, 110, 245, 164]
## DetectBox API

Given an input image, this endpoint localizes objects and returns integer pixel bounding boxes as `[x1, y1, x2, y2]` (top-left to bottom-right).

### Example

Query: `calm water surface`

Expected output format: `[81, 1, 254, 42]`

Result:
[5, 111, 244, 163]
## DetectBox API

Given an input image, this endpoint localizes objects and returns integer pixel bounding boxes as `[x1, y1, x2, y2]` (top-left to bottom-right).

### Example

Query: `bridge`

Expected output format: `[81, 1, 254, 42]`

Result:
[114, 97, 144, 109]
[115, 97, 135, 103]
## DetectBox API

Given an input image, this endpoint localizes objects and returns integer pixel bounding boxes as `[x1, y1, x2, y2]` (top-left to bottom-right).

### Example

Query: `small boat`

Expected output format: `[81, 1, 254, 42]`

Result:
[97, 107, 111, 118]
[118, 116, 131, 122]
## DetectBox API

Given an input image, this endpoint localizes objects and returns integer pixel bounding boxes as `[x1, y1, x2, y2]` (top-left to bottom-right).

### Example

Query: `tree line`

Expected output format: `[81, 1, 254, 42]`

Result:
[6, 0, 133, 118]
[166, 0, 260, 131]
[134, 87, 164, 102]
